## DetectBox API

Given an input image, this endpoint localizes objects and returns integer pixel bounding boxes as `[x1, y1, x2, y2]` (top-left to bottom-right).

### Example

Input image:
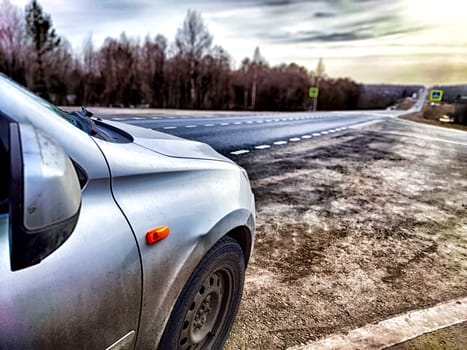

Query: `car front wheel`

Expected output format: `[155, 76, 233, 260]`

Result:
[159, 236, 245, 350]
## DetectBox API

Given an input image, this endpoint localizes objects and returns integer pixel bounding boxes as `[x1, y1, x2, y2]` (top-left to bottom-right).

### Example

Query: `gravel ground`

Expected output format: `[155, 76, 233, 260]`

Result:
[225, 117, 467, 349]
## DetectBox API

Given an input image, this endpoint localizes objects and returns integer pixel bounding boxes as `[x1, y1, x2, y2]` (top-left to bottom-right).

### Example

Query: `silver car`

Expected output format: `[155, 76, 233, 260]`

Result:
[0, 74, 255, 349]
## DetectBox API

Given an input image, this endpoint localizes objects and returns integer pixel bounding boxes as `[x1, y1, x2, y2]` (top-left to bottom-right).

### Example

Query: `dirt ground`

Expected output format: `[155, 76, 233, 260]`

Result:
[400, 103, 467, 132]
[225, 118, 467, 349]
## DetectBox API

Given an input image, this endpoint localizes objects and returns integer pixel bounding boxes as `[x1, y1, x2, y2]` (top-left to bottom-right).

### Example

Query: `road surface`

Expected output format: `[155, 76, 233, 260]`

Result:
[101, 110, 409, 156]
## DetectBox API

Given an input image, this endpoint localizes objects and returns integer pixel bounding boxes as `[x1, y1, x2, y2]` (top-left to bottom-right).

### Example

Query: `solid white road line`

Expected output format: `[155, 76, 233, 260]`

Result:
[288, 297, 467, 350]
[230, 149, 250, 155]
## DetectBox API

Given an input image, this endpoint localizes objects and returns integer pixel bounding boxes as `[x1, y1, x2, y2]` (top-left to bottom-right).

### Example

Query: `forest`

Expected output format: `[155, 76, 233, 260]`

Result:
[0, 0, 409, 111]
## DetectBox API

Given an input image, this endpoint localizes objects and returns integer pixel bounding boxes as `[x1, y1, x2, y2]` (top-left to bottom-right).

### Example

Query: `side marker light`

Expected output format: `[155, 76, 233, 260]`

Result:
[146, 226, 170, 245]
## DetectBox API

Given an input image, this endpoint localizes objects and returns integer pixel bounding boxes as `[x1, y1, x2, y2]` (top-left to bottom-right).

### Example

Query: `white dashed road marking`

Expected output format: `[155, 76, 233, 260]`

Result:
[221, 122, 229, 126]
[255, 145, 271, 150]
[185, 125, 197, 128]
[273, 141, 288, 145]
[230, 149, 250, 155]
[204, 124, 214, 127]
[289, 138, 301, 142]
[312, 133, 321, 136]
[301, 135, 312, 139]
[163, 126, 177, 130]
[234, 121, 242, 125]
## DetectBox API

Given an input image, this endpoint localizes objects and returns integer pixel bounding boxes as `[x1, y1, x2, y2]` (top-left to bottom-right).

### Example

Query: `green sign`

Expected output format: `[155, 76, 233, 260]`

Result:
[309, 87, 319, 98]
[429, 89, 443, 102]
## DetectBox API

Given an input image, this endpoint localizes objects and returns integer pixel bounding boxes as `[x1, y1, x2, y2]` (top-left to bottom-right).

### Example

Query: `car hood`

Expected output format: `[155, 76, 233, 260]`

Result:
[101, 119, 233, 163]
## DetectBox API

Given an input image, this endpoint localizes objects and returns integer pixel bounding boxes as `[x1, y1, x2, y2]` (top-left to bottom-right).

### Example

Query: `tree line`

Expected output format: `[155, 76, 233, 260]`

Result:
[1, 0, 391, 111]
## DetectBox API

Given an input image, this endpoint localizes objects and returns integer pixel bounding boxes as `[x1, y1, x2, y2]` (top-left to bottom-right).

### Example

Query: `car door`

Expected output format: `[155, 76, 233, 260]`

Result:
[0, 117, 142, 349]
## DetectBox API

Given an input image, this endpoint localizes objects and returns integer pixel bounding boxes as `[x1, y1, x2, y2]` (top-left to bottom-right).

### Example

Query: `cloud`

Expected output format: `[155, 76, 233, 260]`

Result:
[10, 0, 465, 84]
[206, 0, 414, 45]
[313, 12, 335, 18]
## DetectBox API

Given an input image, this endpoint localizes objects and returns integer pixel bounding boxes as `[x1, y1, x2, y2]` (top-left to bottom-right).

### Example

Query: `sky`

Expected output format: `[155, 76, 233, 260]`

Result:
[9, 0, 467, 85]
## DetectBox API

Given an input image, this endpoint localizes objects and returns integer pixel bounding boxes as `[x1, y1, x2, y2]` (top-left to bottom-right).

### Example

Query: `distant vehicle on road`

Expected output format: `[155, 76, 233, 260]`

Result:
[0, 74, 255, 349]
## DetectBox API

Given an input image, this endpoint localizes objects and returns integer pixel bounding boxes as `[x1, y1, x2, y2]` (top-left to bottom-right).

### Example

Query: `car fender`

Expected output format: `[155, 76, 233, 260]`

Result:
[149, 208, 254, 348]
[93, 138, 255, 348]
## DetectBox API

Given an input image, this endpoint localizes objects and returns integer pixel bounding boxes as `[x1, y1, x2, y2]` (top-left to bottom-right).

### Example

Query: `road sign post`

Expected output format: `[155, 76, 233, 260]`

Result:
[429, 89, 443, 102]
[309, 87, 319, 98]
[309, 87, 319, 111]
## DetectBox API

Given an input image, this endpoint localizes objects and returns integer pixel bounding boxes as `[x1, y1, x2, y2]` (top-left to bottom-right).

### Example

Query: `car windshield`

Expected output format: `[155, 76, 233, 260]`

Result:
[0, 74, 97, 136]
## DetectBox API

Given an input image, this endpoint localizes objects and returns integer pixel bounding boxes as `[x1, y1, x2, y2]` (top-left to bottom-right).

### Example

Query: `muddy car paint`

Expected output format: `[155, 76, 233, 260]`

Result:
[0, 75, 255, 348]
[94, 137, 255, 348]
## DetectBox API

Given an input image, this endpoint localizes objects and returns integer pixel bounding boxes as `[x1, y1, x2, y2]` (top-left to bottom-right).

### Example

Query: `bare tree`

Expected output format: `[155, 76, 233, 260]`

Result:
[175, 9, 213, 108]
[98, 33, 138, 107]
[82, 33, 96, 74]
[316, 57, 325, 77]
[0, 0, 27, 83]
[140, 34, 167, 106]
[79, 33, 97, 103]
[47, 39, 74, 104]
[251, 46, 266, 109]
[312, 57, 326, 110]
[2, 6, 363, 112]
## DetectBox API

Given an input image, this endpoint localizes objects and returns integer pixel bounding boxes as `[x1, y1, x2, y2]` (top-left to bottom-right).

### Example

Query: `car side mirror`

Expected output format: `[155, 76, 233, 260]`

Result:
[9, 123, 82, 271]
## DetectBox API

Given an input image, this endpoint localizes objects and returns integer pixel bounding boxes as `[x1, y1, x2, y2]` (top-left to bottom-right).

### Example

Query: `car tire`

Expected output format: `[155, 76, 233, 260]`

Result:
[158, 236, 245, 350]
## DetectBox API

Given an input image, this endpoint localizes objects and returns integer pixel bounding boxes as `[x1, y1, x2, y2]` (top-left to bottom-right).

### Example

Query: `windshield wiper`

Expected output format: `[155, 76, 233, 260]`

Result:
[63, 107, 98, 136]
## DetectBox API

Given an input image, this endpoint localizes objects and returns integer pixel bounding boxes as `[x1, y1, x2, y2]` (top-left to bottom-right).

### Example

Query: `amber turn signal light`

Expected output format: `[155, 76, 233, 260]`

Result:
[146, 226, 170, 245]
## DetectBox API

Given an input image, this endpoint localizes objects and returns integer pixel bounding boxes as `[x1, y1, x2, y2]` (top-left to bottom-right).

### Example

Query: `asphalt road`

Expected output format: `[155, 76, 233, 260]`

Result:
[103, 110, 408, 156]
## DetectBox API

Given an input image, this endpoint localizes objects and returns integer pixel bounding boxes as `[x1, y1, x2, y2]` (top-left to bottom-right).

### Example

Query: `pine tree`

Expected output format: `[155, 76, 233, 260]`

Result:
[25, 0, 60, 98]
